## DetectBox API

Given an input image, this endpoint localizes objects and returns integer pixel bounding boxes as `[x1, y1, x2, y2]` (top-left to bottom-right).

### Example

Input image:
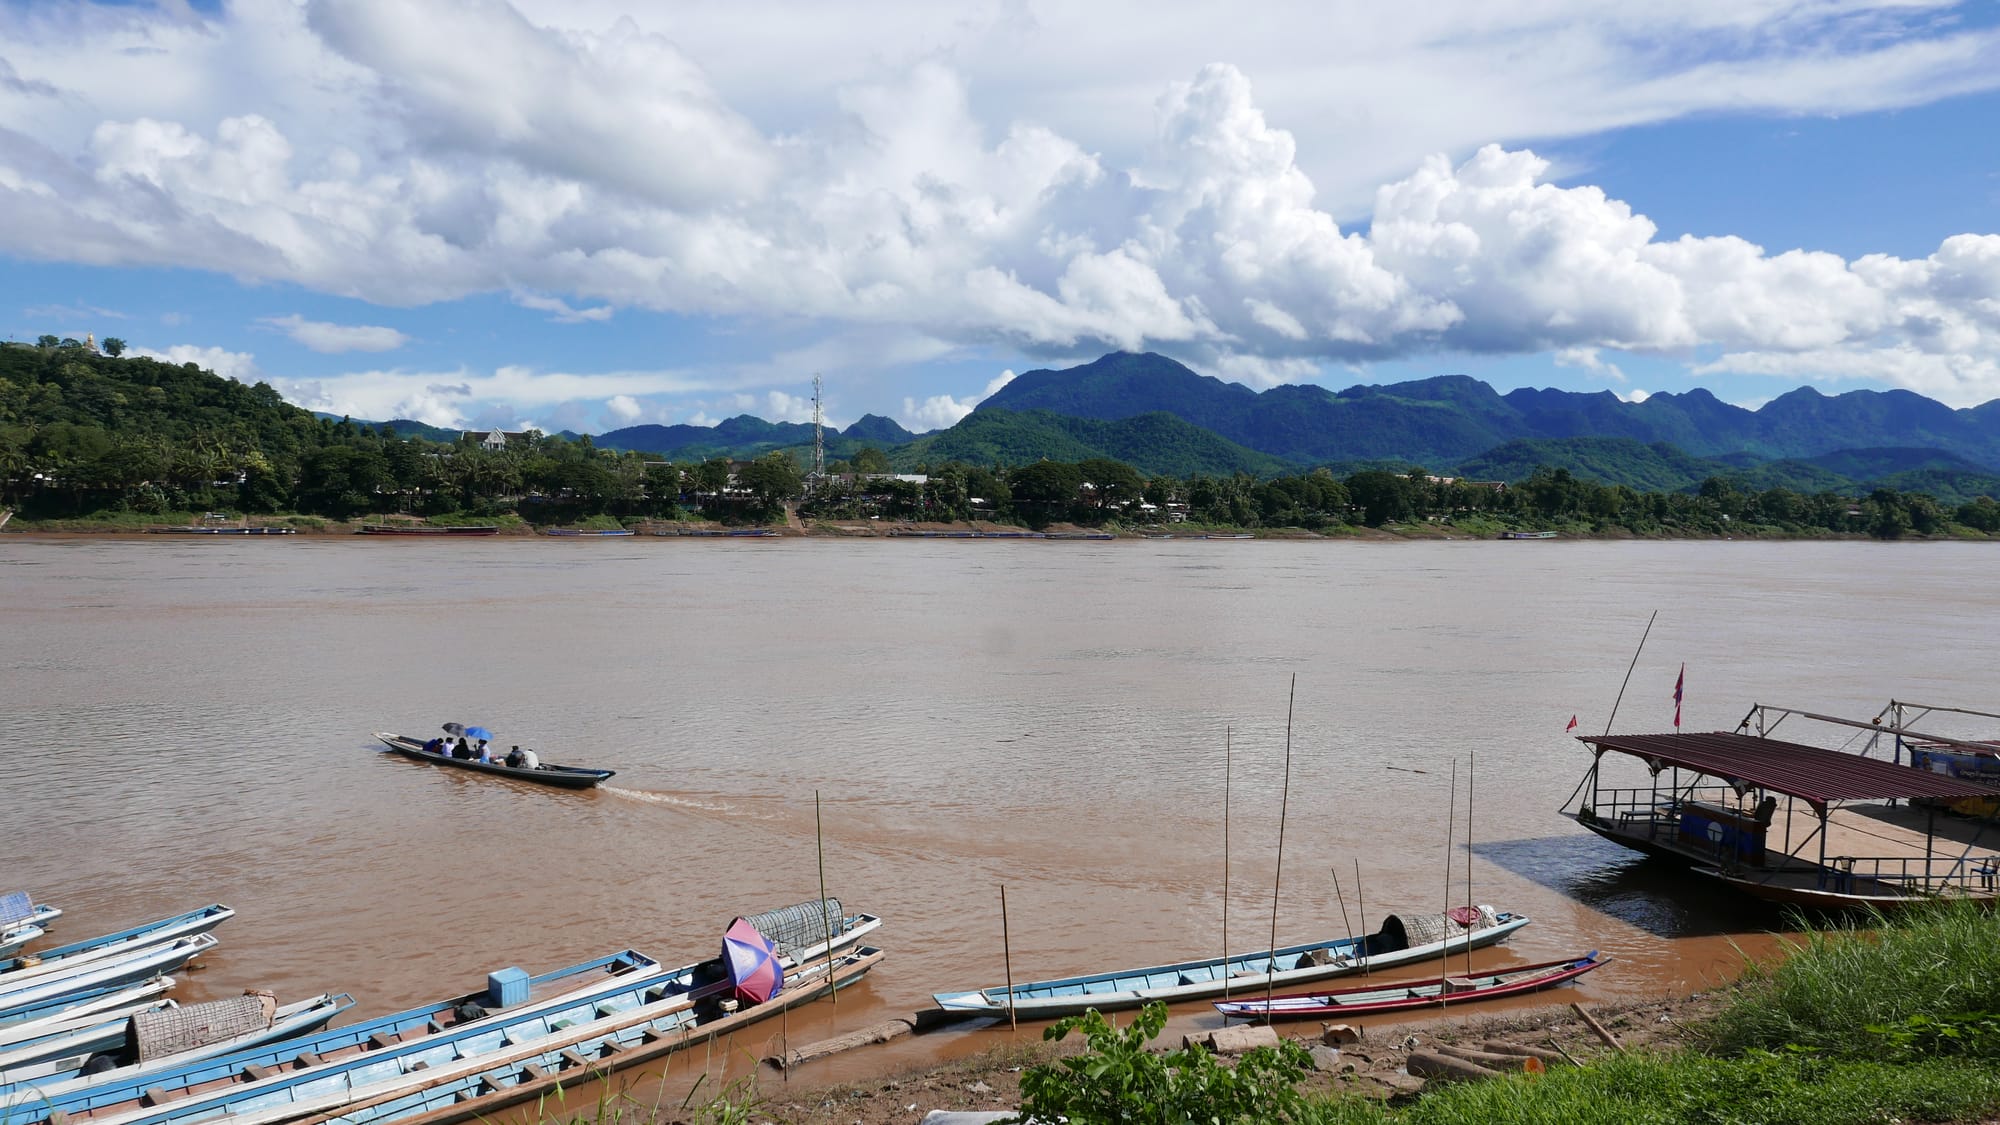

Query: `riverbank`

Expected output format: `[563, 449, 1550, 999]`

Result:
[0, 512, 1963, 542]
[755, 901, 2000, 1124]
[755, 989, 1726, 1124]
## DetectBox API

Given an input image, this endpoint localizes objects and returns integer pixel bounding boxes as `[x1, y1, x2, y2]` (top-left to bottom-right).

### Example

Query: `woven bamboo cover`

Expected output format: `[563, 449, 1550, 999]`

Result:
[132, 993, 274, 1060]
[740, 898, 844, 956]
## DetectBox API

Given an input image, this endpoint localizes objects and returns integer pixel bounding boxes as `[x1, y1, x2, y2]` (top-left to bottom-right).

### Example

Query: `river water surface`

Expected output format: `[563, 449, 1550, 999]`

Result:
[5, 536, 1998, 1097]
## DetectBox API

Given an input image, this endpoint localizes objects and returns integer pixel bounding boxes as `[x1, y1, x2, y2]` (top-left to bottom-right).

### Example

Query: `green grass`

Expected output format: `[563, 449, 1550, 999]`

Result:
[1704, 899, 2000, 1059]
[1297, 1050, 2000, 1125]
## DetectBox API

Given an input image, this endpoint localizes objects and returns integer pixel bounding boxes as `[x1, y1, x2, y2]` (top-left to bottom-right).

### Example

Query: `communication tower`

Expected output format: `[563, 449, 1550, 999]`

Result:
[812, 373, 825, 479]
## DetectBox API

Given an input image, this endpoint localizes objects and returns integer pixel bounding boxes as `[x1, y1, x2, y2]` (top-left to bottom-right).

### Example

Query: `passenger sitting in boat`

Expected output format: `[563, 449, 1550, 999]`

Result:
[505, 746, 525, 768]
[475, 739, 492, 763]
[424, 737, 444, 754]
[452, 737, 474, 760]
[521, 748, 539, 769]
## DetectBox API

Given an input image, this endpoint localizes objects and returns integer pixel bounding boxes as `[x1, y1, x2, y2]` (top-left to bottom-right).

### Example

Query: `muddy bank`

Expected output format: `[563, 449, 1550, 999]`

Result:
[750, 990, 1727, 1125]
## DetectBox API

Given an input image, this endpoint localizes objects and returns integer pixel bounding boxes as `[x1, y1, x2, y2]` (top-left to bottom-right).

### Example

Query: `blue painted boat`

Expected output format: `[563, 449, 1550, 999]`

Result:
[0, 984, 178, 1073]
[0, 895, 62, 960]
[8, 950, 662, 1123]
[929, 908, 1531, 1020]
[30, 904, 882, 1125]
[541, 529, 635, 537]
[138, 946, 887, 1125]
[1, 992, 353, 1093]
[0, 907, 232, 986]
[0, 937, 220, 1026]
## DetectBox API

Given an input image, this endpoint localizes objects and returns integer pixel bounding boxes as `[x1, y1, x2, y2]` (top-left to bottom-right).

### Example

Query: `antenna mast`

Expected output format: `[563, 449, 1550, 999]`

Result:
[812, 373, 825, 479]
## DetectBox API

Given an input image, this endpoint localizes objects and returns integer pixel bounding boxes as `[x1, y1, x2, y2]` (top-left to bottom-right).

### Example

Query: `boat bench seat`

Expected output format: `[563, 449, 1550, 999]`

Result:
[1441, 977, 1478, 994]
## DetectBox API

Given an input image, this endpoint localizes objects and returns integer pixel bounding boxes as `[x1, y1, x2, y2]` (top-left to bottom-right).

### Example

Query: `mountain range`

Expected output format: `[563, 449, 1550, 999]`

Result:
[339, 352, 2000, 501]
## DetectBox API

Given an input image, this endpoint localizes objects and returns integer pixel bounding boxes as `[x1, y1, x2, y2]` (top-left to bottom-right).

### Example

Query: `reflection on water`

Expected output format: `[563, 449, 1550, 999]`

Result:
[4, 536, 1998, 1091]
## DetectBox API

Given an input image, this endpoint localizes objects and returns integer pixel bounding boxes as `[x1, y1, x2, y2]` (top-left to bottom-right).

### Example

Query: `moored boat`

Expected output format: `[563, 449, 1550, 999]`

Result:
[1213, 951, 1607, 1022]
[373, 733, 615, 789]
[0, 937, 218, 1026]
[0, 991, 352, 1093]
[23, 904, 883, 1125]
[542, 528, 635, 537]
[928, 907, 1529, 1020]
[0, 894, 61, 960]
[1565, 706, 2000, 911]
[355, 525, 499, 536]
[0, 979, 178, 1059]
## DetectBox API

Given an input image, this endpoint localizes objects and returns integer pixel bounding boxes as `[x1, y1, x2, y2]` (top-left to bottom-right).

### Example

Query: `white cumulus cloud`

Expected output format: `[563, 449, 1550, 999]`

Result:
[262, 313, 409, 353]
[899, 367, 1017, 429]
[133, 344, 263, 382]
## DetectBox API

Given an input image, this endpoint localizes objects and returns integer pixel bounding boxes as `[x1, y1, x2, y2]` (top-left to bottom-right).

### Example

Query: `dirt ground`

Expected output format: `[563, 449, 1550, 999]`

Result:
[746, 990, 1728, 1125]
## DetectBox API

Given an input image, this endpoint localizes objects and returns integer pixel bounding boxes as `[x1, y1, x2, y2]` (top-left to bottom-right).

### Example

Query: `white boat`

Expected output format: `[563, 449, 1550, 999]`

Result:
[929, 907, 1529, 1019]
[0, 993, 353, 1094]
[0, 980, 178, 1064]
[0, 938, 218, 1026]
[0, 895, 61, 960]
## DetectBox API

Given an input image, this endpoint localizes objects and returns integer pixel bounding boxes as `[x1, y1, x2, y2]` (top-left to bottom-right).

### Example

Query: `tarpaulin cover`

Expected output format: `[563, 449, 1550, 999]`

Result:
[740, 898, 844, 957]
[1579, 731, 2000, 809]
[0, 893, 32, 927]
[722, 918, 783, 1005]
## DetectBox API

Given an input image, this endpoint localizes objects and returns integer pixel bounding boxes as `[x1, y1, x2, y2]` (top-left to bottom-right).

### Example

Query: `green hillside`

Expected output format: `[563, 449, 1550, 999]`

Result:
[907, 408, 1293, 476]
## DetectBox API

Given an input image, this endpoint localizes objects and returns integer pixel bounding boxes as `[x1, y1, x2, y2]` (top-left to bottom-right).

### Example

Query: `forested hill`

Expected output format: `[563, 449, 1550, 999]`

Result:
[979, 352, 2000, 469]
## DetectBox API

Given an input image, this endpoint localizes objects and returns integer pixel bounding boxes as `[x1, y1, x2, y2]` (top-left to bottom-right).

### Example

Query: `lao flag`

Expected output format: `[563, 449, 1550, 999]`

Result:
[1673, 664, 1685, 729]
[1565, 715, 1578, 733]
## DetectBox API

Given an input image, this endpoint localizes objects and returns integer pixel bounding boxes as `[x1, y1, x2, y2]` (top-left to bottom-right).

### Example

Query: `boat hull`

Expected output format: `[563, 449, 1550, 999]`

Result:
[1213, 953, 1606, 1021]
[374, 734, 614, 788]
[1695, 867, 2000, 912]
[355, 526, 499, 536]
[929, 909, 1530, 1020]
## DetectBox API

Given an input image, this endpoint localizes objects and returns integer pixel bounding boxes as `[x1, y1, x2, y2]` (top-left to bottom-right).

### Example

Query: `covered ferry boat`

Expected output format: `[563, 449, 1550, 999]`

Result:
[1564, 706, 2000, 911]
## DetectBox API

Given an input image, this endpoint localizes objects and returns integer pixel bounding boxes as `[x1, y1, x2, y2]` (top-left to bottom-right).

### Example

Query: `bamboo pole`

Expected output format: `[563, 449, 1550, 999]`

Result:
[1465, 752, 1475, 978]
[816, 790, 835, 1009]
[1001, 884, 1017, 1032]
[1266, 674, 1296, 1012]
[1442, 757, 1457, 1007]
[1223, 726, 1232, 1001]
[1355, 859, 1368, 976]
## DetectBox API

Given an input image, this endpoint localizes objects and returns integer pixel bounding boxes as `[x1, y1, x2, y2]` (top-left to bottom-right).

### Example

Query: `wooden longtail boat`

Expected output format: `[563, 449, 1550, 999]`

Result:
[6, 951, 665, 1124]
[1565, 704, 2000, 911]
[0, 992, 353, 1093]
[373, 734, 615, 789]
[1213, 952, 1608, 1022]
[25, 906, 883, 1125]
[0, 939, 217, 1027]
[354, 526, 499, 536]
[0, 980, 177, 1060]
[928, 908, 1530, 1020]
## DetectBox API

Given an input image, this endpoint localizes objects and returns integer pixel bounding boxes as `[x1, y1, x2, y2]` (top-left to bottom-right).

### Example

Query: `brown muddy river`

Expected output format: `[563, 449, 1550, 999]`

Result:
[5, 536, 1998, 1098]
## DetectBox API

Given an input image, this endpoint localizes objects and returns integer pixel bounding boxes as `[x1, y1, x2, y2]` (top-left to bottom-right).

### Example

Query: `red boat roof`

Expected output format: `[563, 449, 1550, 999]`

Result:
[1577, 731, 2000, 811]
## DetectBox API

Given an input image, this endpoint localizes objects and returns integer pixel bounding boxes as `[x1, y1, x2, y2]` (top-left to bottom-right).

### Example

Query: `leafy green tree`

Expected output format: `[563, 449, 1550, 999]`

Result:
[1019, 1002, 1313, 1125]
[1008, 460, 1084, 526]
[1346, 469, 1416, 526]
[101, 338, 126, 357]
[852, 446, 891, 473]
[736, 451, 801, 515]
[35, 335, 58, 349]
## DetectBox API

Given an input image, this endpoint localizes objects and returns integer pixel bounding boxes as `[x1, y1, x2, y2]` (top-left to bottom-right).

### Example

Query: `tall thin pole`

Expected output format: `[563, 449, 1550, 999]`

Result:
[816, 790, 835, 1007]
[1603, 610, 1658, 736]
[1222, 726, 1233, 1000]
[1266, 675, 1296, 1012]
[1465, 753, 1476, 977]
[1354, 860, 1368, 976]
[1331, 865, 1354, 950]
[1443, 757, 1458, 987]
[1000, 885, 1017, 1032]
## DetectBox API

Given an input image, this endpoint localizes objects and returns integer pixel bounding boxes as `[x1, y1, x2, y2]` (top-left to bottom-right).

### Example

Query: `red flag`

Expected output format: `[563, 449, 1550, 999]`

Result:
[1673, 664, 1685, 729]
[1565, 714, 1578, 732]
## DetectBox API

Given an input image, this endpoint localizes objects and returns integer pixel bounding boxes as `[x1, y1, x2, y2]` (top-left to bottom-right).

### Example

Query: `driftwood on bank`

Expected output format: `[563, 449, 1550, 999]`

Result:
[1184, 1025, 1281, 1055]
[1432, 1042, 1544, 1073]
[1479, 1040, 1570, 1065]
[1571, 1002, 1625, 1052]
[764, 1018, 914, 1070]
[1406, 1051, 1504, 1083]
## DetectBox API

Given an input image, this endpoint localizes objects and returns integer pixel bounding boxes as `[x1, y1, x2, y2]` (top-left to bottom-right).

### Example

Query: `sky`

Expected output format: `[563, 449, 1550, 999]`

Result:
[1, 1, 1998, 436]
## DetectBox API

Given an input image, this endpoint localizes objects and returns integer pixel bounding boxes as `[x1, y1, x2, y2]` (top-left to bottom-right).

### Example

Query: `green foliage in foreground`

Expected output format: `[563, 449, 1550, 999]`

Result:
[1018, 1002, 1316, 1124]
[1016, 901, 2000, 1125]
[1705, 898, 2000, 1059]
[1315, 1050, 2000, 1125]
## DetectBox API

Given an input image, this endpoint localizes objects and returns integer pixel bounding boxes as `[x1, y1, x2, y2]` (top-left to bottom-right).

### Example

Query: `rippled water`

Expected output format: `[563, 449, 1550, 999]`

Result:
[6, 536, 1999, 1092]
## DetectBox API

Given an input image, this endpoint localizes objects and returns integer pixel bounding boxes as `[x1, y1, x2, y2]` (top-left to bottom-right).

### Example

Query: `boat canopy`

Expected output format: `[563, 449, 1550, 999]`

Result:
[1578, 731, 2000, 812]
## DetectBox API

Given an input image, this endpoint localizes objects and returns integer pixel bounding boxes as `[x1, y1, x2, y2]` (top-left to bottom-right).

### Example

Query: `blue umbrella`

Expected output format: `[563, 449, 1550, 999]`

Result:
[463, 726, 494, 742]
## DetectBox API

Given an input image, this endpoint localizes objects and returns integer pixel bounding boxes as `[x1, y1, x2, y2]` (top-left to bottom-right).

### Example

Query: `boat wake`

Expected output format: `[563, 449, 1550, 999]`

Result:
[600, 786, 770, 816]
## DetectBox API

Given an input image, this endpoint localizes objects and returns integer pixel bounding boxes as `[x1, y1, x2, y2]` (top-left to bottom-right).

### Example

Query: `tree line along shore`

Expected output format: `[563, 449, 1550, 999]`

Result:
[6, 342, 2000, 540]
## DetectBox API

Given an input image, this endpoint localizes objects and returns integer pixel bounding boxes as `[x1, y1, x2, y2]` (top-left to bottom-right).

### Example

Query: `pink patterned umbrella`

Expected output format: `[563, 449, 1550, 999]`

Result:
[721, 917, 783, 1005]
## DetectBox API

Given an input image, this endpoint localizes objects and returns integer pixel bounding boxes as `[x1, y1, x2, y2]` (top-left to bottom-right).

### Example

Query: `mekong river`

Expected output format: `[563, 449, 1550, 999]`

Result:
[6, 536, 1998, 1100]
